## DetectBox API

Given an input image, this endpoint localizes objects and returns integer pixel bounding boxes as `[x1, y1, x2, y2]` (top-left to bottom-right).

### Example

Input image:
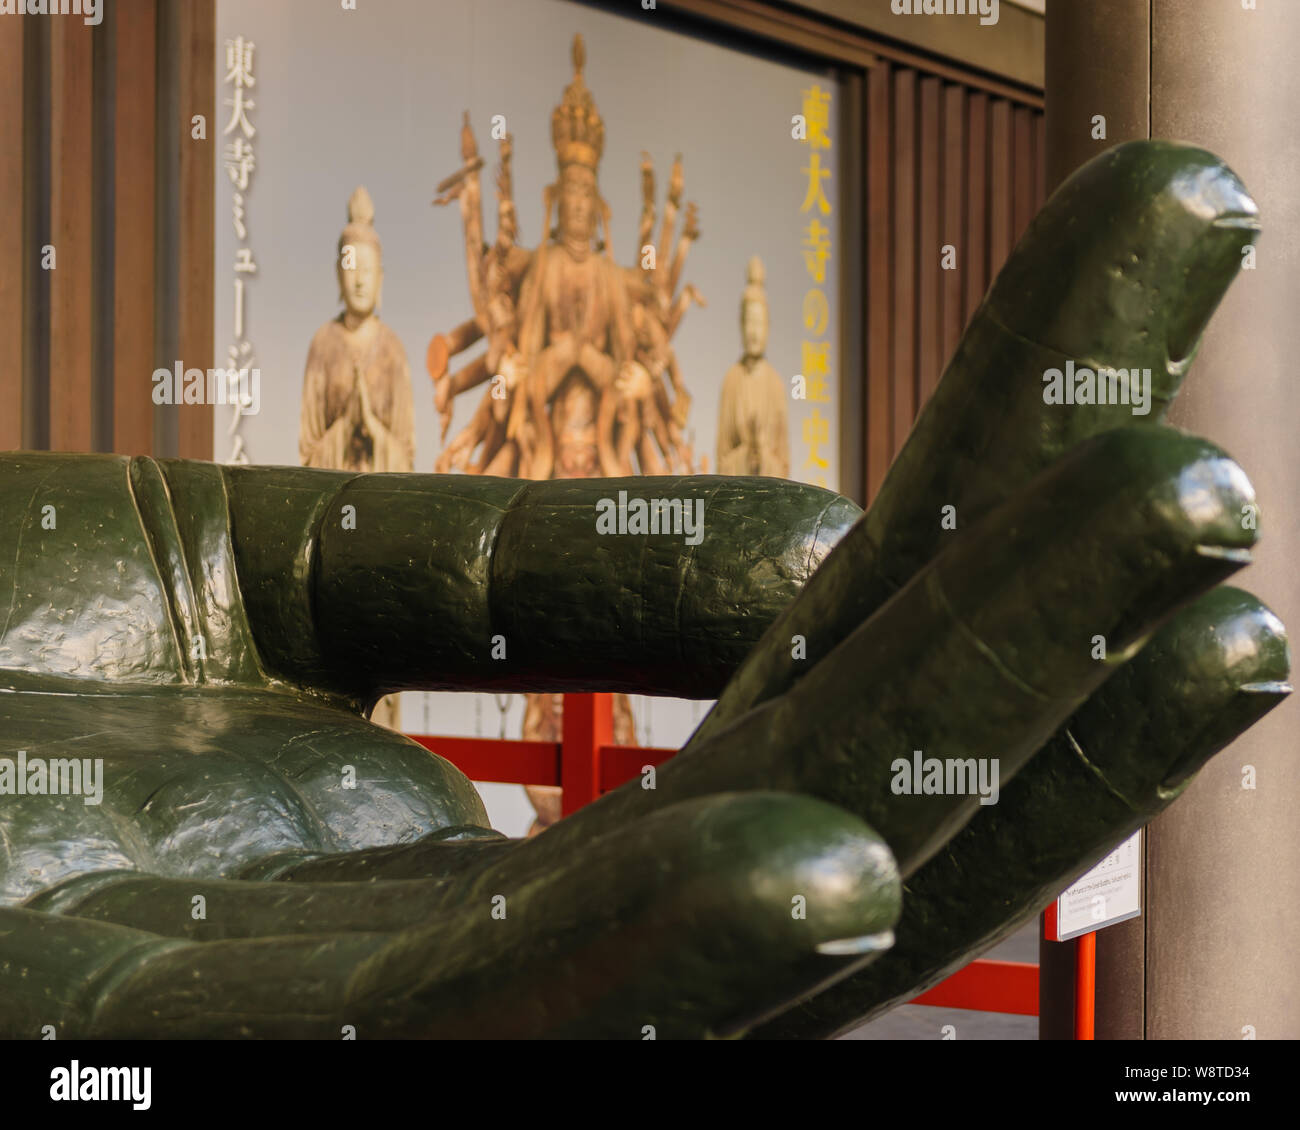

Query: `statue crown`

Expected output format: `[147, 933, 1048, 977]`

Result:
[552, 34, 604, 172]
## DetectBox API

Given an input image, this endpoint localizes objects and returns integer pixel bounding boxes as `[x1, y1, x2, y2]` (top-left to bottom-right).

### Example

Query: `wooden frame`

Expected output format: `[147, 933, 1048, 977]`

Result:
[662, 0, 1044, 108]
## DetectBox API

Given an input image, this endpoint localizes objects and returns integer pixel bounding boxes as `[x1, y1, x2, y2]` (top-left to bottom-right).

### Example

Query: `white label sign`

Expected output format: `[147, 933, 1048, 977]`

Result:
[1052, 830, 1142, 941]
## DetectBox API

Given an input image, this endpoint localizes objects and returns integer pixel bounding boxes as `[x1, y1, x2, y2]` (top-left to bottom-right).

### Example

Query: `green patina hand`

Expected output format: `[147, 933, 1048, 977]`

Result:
[0, 141, 1288, 1039]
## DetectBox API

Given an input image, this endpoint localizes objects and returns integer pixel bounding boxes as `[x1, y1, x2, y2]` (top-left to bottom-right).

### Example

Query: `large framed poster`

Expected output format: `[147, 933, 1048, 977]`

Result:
[213, 0, 846, 833]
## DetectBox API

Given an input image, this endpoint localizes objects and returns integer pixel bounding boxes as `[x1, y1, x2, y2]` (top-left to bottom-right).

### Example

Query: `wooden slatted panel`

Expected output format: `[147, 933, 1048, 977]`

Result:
[940, 83, 966, 366]
[1033, 111, 1047, 212]
[1013, 104, 1035, 242]
[113, 0, 158, 457]
[49, 19, 94, 452]
[890, 68, 916, 461]
[0, 20, 23, 450]
[864, 63, 892, 503]
[963, 92, 988, 323]
[988, 99, 1014, 279]
[916, 76, 942, 406]
[177, 0, 214, 460]
[90, 15, 113, 452]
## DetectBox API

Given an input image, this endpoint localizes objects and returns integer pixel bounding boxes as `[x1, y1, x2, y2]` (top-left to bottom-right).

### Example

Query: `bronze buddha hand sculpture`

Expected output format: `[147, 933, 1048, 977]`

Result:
[0, 141, 1288, 1038]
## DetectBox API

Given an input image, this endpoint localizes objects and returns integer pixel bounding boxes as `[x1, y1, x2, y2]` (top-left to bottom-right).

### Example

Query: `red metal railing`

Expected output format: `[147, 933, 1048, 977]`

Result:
[410, 691, 1045, 1021]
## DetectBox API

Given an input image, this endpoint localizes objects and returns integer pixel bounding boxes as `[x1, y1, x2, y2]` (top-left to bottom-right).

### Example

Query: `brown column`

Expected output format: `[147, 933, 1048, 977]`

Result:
[48, 17, 94, 453]
[113, 0, 159, 458]
[0, 18, 24, 451]
[175, 0, 215, 461]
[1043, 0, 1300, 1039]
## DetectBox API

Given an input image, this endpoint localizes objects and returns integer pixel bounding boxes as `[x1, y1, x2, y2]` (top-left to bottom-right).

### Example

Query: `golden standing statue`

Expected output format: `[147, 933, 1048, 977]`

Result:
[430, 35, 704, 832]
[300, 186, 414, 731]
[717, 256, 790, 477]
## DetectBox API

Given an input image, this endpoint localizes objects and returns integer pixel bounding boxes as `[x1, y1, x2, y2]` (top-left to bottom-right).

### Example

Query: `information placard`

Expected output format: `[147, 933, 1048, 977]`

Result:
[1047, 830, 1142, 941]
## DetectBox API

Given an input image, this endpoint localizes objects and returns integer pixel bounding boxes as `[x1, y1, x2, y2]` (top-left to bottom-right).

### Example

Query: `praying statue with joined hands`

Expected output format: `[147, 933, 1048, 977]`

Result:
[299, 186, 414, 730]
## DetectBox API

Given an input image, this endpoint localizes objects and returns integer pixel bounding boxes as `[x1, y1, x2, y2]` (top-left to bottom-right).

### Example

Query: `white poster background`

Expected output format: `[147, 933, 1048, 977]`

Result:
[214, 0, 842, 835]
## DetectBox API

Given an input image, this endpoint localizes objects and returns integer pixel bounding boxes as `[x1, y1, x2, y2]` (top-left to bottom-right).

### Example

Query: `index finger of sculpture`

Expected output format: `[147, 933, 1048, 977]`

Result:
[692, 140, 1259, 748]
[222, 466, 859, 704]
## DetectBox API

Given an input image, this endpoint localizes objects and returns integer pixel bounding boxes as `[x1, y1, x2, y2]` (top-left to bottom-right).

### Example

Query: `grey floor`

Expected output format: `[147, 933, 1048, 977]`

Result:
[839, 923, 1039, 1040]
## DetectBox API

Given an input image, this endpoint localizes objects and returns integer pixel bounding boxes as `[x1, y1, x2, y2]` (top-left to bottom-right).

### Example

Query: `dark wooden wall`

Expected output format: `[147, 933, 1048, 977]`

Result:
[862, 62, 1046, 503]
[0, 0, 213, 458]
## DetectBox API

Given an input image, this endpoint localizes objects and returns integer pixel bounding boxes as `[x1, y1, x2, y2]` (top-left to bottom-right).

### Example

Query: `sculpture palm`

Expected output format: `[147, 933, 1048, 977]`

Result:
[0, 141, 1288, 1038]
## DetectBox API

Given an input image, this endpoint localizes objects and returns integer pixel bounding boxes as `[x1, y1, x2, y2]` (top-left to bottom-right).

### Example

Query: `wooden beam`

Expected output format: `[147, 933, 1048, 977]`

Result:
[113, 0, 158, 456]
[177, 0, 214, 460]
[1013, 104, 1035, 241]
[1033, 110, 1047, 211]
[837, 70, 865, 507]
[917, 76, 942, 407]
[890, 67, 916, 459]
[864, 63, 892, 504]
[988, 99, 1014, 276]
[941, 83, 967, 367]
[49, 17, 94, 453]
[0, 20, 24, 450]
[964, 93, 988, 323]
[788, 0, 1046, 96]
[660, 0, 1044, 107]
